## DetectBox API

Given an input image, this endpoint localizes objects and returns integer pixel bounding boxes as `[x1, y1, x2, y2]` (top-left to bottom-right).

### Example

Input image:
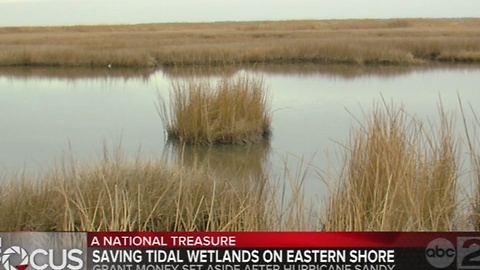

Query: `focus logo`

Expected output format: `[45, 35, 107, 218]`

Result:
[0, 238, 83, 270]
[1, 246, 28, 270]
[425, 238, 456, 269]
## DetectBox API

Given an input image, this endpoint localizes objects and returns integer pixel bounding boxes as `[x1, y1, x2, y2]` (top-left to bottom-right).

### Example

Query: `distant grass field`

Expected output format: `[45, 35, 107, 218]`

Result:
[1, 19, 480, 67]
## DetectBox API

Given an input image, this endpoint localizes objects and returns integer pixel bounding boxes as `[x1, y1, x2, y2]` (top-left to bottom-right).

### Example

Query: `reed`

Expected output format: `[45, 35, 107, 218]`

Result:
[456, 97, 480, 231]
[0, 19, 479, 67]
[0, 154, 274, 231]
[3, 98, 479, 231]
[323, 102, 458, 231]
[157, 75, 271, 145]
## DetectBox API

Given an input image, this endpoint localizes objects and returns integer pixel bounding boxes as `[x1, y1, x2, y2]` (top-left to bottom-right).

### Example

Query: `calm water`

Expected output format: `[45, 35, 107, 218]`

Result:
[1, 65, 480, 202]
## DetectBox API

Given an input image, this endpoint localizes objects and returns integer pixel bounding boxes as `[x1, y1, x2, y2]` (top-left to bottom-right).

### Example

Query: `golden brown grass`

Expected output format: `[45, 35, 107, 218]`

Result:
[457, 98, 480, 231]
[1, 19, 480, 67]
[0, 143, 315, 232]
[0, 154, 273, 231]
[157, 75, 271, 145]
[323, 102, 458, 231]
[2, 100, 480, 231]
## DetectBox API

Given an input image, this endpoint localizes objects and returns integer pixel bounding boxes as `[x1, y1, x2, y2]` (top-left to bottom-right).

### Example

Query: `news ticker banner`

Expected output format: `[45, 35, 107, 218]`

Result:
[1, 233, 480, 270]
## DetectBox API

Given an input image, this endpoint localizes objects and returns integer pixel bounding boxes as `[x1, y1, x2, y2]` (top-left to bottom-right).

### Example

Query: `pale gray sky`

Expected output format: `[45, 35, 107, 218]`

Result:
[0, 0, 478, 26]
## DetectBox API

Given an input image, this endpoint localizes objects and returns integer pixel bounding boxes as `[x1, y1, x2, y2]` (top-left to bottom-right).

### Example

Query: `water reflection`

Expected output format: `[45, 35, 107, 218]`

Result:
[163, 142, 271, 183]
[0, 67, 156, 82]
[161, 63, 480, 80]
[1, 63, 478, 82]
[161, 66, 240, 79]
[1, 64, 480, 208]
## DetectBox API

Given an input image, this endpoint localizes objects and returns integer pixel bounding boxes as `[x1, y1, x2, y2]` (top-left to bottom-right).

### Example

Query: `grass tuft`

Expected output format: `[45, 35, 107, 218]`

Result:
[157, 75, 271, 145]
[323, 102, 458, 231]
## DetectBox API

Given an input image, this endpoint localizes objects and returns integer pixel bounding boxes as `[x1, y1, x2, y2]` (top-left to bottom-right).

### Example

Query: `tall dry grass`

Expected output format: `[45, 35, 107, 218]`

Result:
[323, 103, 458, 231]
[0, 144, 317, 232]
[457, 98, 480, 231]
[5, 97, 480, 231]
[157, 75, 271, 145]
[1, 19, 480, 67]
[0, 154, 274, 231]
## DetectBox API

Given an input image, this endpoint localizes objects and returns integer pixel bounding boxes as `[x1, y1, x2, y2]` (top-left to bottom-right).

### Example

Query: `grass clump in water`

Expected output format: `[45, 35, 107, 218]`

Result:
[158, 75, 271, 145]
[324, 103, 458, 231]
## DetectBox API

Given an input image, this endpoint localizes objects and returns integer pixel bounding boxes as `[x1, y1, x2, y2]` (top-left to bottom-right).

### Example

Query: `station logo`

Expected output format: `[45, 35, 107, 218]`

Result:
[425, 237, 480, 269]
[457, 237, 480, 270]
[1, 245, 28, 270]
[425, 238, 455, 268]
[0, 238, 84, 270]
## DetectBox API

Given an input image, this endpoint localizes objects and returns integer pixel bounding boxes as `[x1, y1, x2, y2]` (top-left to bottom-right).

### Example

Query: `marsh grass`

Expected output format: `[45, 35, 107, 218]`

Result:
[4, 98, 480, 231]
[158, 75, 271, 145]
[324, 102, 458, 231]
[1, 19, 480, 67]
[457, 98, 480, 231]
[0, 145, 317, 231]
[0, 154, 275, 231]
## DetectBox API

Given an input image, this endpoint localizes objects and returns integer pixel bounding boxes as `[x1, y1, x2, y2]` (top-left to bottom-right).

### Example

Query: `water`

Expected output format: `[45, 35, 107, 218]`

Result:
[1, 64, 480, 203]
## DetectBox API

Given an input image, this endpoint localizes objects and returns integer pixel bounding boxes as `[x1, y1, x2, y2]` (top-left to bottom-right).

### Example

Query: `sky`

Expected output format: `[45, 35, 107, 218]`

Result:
[0, 0, 478, 26]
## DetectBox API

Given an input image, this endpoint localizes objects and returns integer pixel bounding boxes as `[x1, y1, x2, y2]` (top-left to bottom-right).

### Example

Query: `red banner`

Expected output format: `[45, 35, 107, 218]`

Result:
[88, 232, 476, 248]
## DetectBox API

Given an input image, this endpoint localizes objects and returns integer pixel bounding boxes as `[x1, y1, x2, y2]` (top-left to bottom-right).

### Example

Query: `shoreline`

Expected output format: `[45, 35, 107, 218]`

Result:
[1, 18, 480, 68]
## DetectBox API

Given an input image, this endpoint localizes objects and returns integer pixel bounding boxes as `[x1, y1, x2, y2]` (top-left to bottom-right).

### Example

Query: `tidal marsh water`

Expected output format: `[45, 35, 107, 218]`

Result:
[1, 65, 480, 203]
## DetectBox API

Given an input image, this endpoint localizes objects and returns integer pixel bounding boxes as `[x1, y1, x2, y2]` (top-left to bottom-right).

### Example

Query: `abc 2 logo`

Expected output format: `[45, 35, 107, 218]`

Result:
[426, 237, 480, 269]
